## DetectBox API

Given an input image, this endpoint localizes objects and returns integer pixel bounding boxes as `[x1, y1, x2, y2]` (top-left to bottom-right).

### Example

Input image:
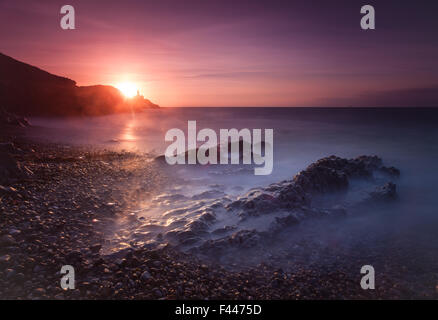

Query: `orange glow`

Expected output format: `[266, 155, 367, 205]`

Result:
[116, 82, 138, 98]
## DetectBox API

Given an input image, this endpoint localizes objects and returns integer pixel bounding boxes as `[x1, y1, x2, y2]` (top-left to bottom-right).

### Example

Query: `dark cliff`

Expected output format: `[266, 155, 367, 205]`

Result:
[0, 53, 159, 116]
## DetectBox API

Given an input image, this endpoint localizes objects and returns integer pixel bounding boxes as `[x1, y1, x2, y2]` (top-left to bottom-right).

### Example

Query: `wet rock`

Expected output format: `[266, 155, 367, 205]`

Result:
[33, 265, 45, 273]
[65, 250, 83, 263]
[192, 190, 226, 200]
[179, 155, 400, 256]
[90, 244, 102, 253]
[272, 214, 300, 229]
[0, 254, 11, 264]
[34, 288, 46, 295]
[227, 155, 399, 219]
[5, 268, 16, 279]
[230, 191, 283, 217]
[165, 229, 203, 244]
[151, 260, 161, 268]
[379, 166, 401, 177]
[196, 230, 262, 256]
[212, 226, 236, 236]
[293, 163, 349, 194]
[0, 235, 16, 246]
[270, 278, 283, 289]
[187, 220, 210, 233]
[141, 270, 152, 281]
[369, 182, 397, 201]
[153, 288, 163, 298]
[8, 228, 21, 236]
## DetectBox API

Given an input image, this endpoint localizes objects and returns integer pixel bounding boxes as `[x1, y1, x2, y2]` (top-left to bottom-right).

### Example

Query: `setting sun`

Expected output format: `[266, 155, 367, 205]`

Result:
[116, 82, 138, 98]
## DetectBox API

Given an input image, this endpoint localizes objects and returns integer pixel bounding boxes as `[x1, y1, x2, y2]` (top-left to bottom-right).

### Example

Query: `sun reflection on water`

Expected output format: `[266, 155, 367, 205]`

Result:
[118, 118, 138, 150]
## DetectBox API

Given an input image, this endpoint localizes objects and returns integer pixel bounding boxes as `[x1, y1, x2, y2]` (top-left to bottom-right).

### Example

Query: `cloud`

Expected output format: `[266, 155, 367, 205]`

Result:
[184, 71, 271, 79]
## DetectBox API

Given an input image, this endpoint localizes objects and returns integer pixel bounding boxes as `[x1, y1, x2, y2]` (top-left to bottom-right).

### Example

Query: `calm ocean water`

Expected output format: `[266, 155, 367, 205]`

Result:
[29, 107, 438, 186]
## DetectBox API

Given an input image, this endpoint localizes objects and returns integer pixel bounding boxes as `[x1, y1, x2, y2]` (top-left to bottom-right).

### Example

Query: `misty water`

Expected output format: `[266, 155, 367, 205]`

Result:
[28, 108, 438, 293]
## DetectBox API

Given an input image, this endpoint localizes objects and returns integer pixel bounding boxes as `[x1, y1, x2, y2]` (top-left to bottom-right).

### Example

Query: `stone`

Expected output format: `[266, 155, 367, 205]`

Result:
[0, 255, 11, 264]
[141, 270, 152, 281]
[369, 182, 397, 201]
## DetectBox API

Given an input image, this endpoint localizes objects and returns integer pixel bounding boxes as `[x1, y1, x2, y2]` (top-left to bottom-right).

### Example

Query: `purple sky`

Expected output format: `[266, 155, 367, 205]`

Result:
[1, 0, 438, 107]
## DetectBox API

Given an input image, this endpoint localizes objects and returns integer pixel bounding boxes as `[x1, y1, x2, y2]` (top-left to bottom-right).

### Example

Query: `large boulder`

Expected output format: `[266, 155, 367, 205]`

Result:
[227, 155, 399, 219]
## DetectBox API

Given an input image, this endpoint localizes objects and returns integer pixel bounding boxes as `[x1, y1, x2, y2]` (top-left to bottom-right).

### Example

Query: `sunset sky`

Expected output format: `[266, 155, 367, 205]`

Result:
[1, 0, 438, 107]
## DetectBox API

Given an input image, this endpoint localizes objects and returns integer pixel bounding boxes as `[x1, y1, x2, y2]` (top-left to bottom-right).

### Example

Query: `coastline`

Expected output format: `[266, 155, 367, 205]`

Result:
[0, 124, 434, 300]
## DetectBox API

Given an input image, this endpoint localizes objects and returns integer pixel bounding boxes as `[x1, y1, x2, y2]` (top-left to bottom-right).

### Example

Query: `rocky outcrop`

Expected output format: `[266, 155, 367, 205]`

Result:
[185, 155, 400, 257]
[292, 155, 399, 193]
[0, 52, 159, 116]
[227, 155, 398, 219]
[119, 155, 401, 261]
[368, 182, 397, 201]
[155, 139, 268, 167]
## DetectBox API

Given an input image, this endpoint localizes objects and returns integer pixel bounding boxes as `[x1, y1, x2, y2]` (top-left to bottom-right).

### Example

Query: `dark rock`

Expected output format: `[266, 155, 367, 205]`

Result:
[190, 155, 400, 256]
[192, 190, 226, 200]
[379, 166, 401, 177]
[153, 288, 163, 298]
[227, 155, 399, 219]
[196, 230, 262, 256]
[0, 254, 11, 264]
[0, 235, 16, 246]
[273, 214, 300, 228]
[293, 162, 349, 193]
[5, 269, 16, 279]
[90, 244, 102, 253]
[141, 270, 152, 281]
[65, 250, 83, 262]
[369, 182, 397, 201]
[212, 226, 236, 236]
